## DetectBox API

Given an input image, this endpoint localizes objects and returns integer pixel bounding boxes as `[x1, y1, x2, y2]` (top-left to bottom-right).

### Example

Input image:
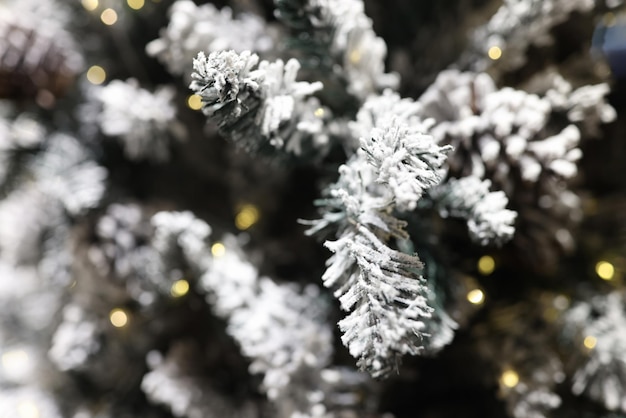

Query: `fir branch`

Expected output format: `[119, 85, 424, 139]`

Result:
[304, 156, 399, 238]
[418, 69, 586, 272]
[325, 225, 431, 378]
[459, 0, 597, 74]
[526, 70, 617, 138]
[142, 342, 254, 418]
[307, 94, 451, 377]
[360, 121, 452, 212]
[30, 134, 107, 216]
[562, 291, 626, 413]
[0, 189, 58, 266]
[151, 210, 213, 272]
[428, 177, 517, 246]
[147, 0, 274, 79]
[95, 209, 337, 416]
[349, 90, 430, 147]
[49, 304, 101, 372]
[0, 388, 62, 418]
[90, 79, 182, 162]
[190, 50, 325, 156]
[274, 0, 398, 100]
[0, 134, 105, 275]
[199, 235, 335, 417]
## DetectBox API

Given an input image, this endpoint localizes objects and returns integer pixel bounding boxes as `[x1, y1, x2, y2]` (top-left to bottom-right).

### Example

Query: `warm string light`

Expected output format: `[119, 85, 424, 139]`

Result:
[1, 349, 31, 380]
[17, 401, 39, 418]
[477, 255, 495, 275]
[100, 8, 118, 25]
[187, 94, 203, 110]
[467, 288, 485, 305]
[500, 369, 519, 388]
[81, 0, 99, 11]
[170, 279, 190, 297]
[1, 349, 29, 369]
[349, 49, 362, 64]
[314, 107, 325, 118]
[595, 260, 615, 280]
[488, 46, 502, 60]
[235, 204, 260, 230]
[583, 335, 597, 350]
[86, 65, 106, 85]
[127, 0, 145, 10]
[211, 242, 226, 258]
[109, 308, 129, 327]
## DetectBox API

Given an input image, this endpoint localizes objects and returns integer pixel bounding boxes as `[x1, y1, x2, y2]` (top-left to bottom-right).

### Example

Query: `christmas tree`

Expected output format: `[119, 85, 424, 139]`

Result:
[1, 0, 625, 417]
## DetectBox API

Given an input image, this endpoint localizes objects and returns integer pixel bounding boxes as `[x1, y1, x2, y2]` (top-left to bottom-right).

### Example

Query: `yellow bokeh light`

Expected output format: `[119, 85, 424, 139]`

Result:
[500, 369, 519, 388]
[211, 242, 226, 258]
[17, 402, 39, 418]
[86, 65, 106, 85]
[171, 279, 190, 297]
[81, 0, 99, 11]
[467, 289, 485, 305]
[1, 349, 29, 373]
[127, 0, 145, 10]
[109, 308, 128, 327]
[314, 107, 325, 118]
[478, 255, 495, 275]
[100, 8, 118, 25]
[235, 204, 260, 230]
[583, 335, 597, 350]
[349, 49, 361, 64]
[187, 94, 203, 110]
[595, 261, 615, 280]
[2, 350, 28, 369]
[488, 46, 502, 60]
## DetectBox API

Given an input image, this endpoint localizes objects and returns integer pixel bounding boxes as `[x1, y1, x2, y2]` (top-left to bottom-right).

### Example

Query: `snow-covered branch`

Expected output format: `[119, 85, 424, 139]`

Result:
[190, 50, 326, 156]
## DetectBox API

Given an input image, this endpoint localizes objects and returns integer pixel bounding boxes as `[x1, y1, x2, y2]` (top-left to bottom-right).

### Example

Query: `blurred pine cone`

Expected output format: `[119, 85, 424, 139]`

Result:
[0, 10, 83, 106]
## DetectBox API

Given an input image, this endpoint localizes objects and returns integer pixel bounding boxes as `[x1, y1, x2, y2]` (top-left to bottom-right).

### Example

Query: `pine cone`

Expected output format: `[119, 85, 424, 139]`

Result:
[0, 11, 82, 106]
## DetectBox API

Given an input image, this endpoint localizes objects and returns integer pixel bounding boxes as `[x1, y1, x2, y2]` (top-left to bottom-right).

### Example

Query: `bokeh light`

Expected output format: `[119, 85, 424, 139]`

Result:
[171, 279, 190, 297]
[488, 46, 502, 60]
[100, 8, 118, 25]
[127, 0, 145, 10]
[595, 260, 615, 280]
[500, 369, 519, 388]
[86, 66, 106, 85]
[583, 335, 597, 350]
[81, 0, 99, 11]
[109, 308, 129, 327]
[478, 255, 495, 275]
[187, 94, 203, 110]
[235, 204, 260, 230]
[211, 242, 226, 258]
[467, 289, 485, 305]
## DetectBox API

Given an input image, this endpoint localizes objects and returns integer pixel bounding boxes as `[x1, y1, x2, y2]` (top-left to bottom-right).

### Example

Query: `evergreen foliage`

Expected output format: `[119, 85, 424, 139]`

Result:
[0, 0, 624, 416]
